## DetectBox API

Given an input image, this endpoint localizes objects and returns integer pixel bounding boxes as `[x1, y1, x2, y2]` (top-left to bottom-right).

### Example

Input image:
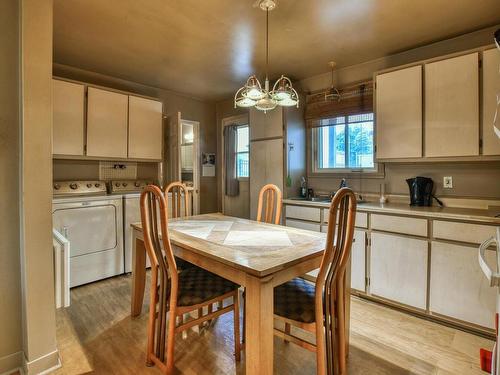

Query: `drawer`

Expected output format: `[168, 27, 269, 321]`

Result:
[286, 219, 321, 232]
[433, 220, 497, 245]
[323, 209, 367, 228]
[371, 214, 427, 237]
[285, 205, 321, 222]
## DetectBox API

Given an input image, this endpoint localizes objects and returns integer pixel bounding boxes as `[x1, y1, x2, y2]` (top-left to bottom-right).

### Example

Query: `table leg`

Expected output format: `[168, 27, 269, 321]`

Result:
[245, 275, 274, 375]
[131, 236, 147, 317]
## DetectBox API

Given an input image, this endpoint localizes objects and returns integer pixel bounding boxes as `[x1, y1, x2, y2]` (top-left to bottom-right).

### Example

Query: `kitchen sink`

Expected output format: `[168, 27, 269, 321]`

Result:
[289, 197, 331, 203]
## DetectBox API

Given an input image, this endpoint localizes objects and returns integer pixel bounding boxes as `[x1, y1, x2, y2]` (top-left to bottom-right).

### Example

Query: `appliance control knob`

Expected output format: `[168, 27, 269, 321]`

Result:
[122, 183, 128, 187]
[69, 183, 78, 190]
[86, 183, 92, 188]
[54, 184, 60, 190]
[94, 183, 100, 188]
[134, 182, 140, 187]
[115, 183, 120, 187]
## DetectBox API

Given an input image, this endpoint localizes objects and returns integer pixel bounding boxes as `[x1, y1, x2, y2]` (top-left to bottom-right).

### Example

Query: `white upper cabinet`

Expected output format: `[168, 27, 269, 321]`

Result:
[86, 87, 129, 158]
[52, 79, 85, 156]
[249, 107, 283, 140]
[482, 48, 500, 156]
[128, 96, 163, 160]
[376, 65, 422, 159]
[424, 53, 479, 157]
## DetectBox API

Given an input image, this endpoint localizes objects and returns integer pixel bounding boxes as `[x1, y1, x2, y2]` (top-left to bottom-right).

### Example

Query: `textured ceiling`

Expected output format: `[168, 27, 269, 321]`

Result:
[53, 0, 500, 100]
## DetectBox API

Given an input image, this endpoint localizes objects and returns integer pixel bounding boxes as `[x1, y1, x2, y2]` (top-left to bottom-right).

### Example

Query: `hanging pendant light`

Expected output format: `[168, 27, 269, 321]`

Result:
[234, 0, 299, 112]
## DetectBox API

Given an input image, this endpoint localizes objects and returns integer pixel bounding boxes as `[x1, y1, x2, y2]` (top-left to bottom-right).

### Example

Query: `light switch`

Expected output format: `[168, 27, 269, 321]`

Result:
[443, 176, 453, 189]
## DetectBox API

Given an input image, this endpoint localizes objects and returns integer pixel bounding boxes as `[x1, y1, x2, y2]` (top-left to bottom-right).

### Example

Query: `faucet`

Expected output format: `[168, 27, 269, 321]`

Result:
[339, 178, 347, 189]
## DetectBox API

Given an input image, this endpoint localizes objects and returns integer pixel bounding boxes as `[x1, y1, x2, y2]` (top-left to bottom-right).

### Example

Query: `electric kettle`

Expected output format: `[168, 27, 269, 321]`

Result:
[406, 176, 443, 207]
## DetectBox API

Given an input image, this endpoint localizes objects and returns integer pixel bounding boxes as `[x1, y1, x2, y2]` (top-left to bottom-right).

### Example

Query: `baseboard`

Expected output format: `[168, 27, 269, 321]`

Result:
[0, 351, 23, 375]
[22, 350, 60, 375]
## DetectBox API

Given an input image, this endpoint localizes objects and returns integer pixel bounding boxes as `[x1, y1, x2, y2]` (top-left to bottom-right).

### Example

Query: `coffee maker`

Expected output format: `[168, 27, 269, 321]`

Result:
[406, 176, 443, 206]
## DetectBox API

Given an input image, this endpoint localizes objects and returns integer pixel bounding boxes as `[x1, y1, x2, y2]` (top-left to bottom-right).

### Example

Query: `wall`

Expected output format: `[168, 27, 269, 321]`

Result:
[0, 0, 23, 372]
[52, 64, 218, 213]
[53, 160, 158, 181]
[300, 25, 500, 201]
[20, 0, 59, 373]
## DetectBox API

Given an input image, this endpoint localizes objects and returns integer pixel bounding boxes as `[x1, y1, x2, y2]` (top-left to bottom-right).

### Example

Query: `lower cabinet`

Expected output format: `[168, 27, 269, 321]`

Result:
[430, 241, 496, 329]
[351, 230, 366, 292]
[285, 218, 321, 232]
[370, 232, 428, 309]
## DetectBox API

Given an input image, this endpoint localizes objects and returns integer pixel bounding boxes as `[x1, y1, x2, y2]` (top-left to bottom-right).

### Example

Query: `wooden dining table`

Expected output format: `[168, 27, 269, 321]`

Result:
[130, 213, 350, 375]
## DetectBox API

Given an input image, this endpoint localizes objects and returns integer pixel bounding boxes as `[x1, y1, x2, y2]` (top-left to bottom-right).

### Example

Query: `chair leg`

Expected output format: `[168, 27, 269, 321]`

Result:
[242, 289, 246, 344]
[233, 292, 241, 361]
[165, 308, 177, 375]
[284, 323, 291, 343]
[336, 279, 347, 375]
[146, 272, 159, 366]
[198, 308, 203, 332]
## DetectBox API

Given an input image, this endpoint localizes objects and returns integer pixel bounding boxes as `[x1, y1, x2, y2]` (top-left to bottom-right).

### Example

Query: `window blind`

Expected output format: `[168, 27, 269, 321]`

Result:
[305, 82, 373, 127]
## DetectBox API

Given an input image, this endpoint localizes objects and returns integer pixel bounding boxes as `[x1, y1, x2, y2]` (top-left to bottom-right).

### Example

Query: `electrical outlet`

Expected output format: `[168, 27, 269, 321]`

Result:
[443, 176, 453, 189]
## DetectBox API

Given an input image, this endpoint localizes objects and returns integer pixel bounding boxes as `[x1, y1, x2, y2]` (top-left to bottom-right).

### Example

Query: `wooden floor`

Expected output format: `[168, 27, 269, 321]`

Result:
[54, 273, 493, 375]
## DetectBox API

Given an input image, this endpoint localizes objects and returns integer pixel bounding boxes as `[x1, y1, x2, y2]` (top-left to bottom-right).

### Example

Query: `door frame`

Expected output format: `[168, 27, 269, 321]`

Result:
[178, 118, 200, 215]
[221, 114, 249, 215]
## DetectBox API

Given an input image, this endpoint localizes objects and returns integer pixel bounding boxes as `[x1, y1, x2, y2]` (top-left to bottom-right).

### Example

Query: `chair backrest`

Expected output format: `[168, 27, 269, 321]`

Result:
[314, 187, 356, 375]
[140, 185, 180, 360]
[164, 181, 190, 218]
[256, 184, 282, 225]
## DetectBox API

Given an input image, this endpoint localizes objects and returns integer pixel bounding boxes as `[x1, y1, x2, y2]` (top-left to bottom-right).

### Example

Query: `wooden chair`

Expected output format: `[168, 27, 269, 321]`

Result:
[140, 185, 241, 375]
[256, 183, 282, 224]
[273, 187, 357, 375]
[164, 181, 190, 218]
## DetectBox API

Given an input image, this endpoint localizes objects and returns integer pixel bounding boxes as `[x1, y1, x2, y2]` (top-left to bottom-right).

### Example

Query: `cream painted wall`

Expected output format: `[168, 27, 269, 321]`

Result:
[0, 1, 59, 374]
[0, 0, 23, 372]
[20, 0, 59, 373]
[52, 65, 218, 214]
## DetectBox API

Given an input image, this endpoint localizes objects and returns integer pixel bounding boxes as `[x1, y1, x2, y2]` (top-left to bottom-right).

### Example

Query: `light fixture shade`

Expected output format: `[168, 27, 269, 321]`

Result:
[271, 76, 299, 107]
[243, 75, 265, 100]
[234, 86, 257, 108]
[255, 96, 278, 112]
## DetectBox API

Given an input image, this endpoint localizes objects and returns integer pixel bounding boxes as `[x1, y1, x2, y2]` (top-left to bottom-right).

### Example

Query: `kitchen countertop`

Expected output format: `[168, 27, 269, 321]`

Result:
[283, 198, 500, 225]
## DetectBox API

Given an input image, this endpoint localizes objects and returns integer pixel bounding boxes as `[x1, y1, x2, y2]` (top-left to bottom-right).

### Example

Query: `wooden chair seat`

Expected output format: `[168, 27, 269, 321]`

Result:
[177, 267, 240, 306]
[274, 278, 316, 323]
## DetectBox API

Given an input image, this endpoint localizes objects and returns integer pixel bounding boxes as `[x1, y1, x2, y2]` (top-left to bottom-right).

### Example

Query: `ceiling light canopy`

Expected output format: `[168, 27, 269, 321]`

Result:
[234, 0, 299, 113]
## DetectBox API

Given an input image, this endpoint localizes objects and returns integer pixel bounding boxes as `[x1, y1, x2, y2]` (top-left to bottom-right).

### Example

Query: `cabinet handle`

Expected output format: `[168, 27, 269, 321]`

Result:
[478, 236, 499, 287]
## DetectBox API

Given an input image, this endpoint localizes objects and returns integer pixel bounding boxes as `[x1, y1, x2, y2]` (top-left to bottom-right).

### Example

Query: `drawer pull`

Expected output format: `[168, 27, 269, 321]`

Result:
[478, 236, 499, 287]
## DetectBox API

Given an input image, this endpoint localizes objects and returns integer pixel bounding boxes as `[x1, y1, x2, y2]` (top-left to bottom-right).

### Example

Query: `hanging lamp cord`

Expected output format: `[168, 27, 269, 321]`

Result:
[265, 8, 269, 80]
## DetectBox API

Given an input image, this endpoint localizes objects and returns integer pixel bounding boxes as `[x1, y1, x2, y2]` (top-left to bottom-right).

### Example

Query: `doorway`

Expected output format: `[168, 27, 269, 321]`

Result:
[221, 114, 250, 218]
[179, 119, 200, 215]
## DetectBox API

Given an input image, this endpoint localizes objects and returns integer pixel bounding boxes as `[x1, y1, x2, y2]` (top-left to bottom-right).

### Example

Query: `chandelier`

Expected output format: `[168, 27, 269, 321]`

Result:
[234, 0, 299, 113]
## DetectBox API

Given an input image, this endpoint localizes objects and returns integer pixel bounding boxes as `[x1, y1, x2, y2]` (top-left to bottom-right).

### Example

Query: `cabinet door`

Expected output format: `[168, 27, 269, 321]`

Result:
[430, 241, 496, 329]
[86, 87, 128, 158]
[128, 96, 163, 160]
[250, 108, 283, 140]
[424, 53, 479, 157]
[482, 48, 500, 156]
[249, 138, 283, 220]
[376, 65, 422, 159]
[370, 232, 428, 309]
[351, 230, 366, 292]
[52, 79, 85, 155]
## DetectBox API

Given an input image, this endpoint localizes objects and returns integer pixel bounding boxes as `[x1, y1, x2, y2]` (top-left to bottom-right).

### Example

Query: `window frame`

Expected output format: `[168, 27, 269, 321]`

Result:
[235, 125, 249, 180]
[309, 113, 385, 178]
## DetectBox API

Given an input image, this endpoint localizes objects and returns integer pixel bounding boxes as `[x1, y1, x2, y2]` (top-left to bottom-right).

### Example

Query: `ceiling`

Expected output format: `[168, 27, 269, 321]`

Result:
[53, 0, 500, 101]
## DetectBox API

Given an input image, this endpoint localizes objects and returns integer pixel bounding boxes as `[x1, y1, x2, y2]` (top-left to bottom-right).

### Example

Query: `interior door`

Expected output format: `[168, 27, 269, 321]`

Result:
[178, 119, 200, 215]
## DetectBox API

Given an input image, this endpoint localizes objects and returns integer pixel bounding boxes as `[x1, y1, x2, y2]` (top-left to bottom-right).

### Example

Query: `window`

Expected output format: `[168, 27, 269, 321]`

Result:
[236, 125, 249, 178]
[313, 113, 375, 173]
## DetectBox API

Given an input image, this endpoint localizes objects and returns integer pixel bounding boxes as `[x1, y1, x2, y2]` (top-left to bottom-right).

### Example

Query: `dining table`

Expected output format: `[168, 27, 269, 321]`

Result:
[130, 213, 350, 375]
